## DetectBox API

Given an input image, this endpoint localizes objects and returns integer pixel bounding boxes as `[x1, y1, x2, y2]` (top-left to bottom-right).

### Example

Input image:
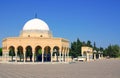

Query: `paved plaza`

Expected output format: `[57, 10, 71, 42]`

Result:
[0, 59, 120, 78]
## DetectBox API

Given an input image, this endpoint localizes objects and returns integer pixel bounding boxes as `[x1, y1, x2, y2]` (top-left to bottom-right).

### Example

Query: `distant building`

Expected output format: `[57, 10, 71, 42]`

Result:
[81, 46, 93, 61]
[2, 18, 69, 63]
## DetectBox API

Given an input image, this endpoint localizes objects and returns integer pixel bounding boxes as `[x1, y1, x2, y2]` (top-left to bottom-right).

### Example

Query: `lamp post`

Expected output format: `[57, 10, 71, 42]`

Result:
[93, 50, 97, 60]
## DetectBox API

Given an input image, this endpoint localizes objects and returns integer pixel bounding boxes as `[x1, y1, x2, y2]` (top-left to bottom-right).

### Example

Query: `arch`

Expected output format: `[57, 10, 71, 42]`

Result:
[25, 46, 32, 62]
[53, 46, 60, 62]
[17, 46, 24, 62]
[9, 46, 15, 61]
[44, 46, 51, 62]
[35, 46, 42, 62]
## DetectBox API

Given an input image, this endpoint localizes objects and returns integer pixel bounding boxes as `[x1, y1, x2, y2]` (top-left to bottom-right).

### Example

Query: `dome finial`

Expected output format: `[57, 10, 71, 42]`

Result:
[35, 13, 37, 18]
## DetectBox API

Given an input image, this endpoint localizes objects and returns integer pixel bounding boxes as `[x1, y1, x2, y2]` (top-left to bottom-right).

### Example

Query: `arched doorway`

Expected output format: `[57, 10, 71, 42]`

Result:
[9, 46, 15, 62]
[17, 46, 24, 62]
[44, 46, 51, 62]
[53, 46, 59, 62]
[35, 46, 42, 62]
[26, 46, 32, 62]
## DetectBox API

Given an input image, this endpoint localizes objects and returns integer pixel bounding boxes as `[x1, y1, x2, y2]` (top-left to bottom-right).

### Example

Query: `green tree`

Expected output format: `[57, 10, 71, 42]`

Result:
[26, 48, 32, 61]
[38, 49, 42, 55]
[103, 49, 108, 56]
[36, 48, 42, 61]
[9, 49, 15, 61]
[99, 47, 104, 52]
[82, 41, 86, 46]
[69, 42, 77, 58]
[104, 44, 120, 58]
[69, 38, 82, 58]
[111, 45, 120, 57]
[76, 38, 82, 56]
[93, 42, 97, 50]
[26, 48, 32, 57]
[0, 48, 2, 56]
[86, 40, 92, 47]
[17, 51, 23, 62]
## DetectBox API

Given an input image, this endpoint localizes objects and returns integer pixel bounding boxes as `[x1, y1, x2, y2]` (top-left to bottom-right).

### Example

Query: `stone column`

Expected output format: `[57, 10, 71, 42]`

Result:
[51, 50, 53, 63]
[59, 50, 61, 62]
[42, 53, 44, 63]
[5, 52, 7, 62]
[101, 54, 103, 59]
[65, 52, 66, 62]
[99, 54, 101, 59]
[7, 52, 9, 62]
[87, 52, 89, 62]
[63, 53, 64, 62]
[2, 51, 7, 62]
[66, 52, 68, 62]
[61, 53, 63, 62]
[24, 50, 26, 63]
[4, 52, 6, 62]
[62, 49, 64, 62]
[67, 49, 70, 62]
[32, 52, 35, 63]
[67, 52, 69, 62]
[42, 49, 44, 63]
[15, 52, 17, 62]
[15, 49, 17, 63]
[94, 53, 96, 60]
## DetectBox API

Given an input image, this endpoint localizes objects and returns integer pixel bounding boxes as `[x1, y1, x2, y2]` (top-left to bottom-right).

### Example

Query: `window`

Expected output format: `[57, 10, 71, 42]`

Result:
[40, 35, 43, 37]
[28, 35, 30, 37]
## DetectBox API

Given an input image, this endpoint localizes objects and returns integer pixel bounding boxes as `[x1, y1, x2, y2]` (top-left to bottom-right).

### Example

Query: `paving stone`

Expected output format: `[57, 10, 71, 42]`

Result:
[0, 59, 120, 78]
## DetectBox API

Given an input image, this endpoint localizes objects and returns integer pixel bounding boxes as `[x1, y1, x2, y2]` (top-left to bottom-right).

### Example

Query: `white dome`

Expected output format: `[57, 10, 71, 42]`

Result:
[23, 18, 49, 31]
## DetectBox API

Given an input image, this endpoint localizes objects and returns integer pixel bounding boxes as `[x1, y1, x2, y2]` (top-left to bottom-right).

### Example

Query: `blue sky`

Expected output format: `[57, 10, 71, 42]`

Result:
[0, 0, 120, 48]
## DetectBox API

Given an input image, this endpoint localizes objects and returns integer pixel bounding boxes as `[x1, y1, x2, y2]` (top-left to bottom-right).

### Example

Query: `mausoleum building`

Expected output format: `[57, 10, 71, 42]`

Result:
[2, 18, 69, 63]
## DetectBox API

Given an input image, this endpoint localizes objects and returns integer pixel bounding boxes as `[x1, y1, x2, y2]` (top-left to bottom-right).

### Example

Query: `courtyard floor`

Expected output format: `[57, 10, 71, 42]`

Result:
[0, 59, 120, 78]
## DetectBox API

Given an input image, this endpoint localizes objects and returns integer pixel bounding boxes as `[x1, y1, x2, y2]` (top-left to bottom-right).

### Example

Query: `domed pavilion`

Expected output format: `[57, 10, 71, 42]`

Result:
[2, 18, 69, 63]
